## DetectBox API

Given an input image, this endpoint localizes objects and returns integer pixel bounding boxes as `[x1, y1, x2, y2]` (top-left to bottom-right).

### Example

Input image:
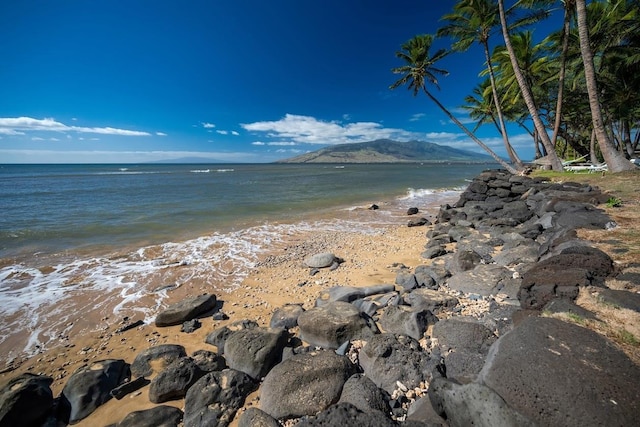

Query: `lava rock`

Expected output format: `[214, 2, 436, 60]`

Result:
[0, 373, 53, 427]
[155, 294, 217, 327]
[260, 350, 357, 419]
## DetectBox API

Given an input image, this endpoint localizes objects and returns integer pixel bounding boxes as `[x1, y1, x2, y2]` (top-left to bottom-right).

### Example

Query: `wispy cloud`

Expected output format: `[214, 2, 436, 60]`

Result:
[0, 117, 150, 136]
[231, 131, 239, 136]
[202, 122, 215, 129]
[409, 113, 425, 122]
[156, 132, 167, 136]
[216, 130, 228, 135]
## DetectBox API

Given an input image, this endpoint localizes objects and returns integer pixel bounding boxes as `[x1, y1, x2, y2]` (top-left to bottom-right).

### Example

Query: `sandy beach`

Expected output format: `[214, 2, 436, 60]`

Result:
[0, 202, 449, 426]
[2, 170, 640, 427]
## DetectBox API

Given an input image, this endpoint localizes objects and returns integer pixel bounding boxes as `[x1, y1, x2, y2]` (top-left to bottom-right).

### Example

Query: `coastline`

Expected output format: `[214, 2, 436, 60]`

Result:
[2, 169, 639, 426]
[0, 191, 455, 398]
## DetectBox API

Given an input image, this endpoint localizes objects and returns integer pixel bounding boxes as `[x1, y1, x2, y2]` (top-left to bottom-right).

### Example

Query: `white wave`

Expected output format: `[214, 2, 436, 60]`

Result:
[0, 219, 387, 359]
[216, 169, 235, 172]
[190, 169, 211, 173]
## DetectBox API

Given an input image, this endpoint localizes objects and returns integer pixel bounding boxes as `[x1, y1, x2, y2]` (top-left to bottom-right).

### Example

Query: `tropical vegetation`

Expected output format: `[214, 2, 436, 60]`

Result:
[391, 0, 639, 173]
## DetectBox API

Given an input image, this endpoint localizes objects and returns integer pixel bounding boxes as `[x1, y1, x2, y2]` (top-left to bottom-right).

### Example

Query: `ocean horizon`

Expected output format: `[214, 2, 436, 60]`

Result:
[0, 162, 494, 360]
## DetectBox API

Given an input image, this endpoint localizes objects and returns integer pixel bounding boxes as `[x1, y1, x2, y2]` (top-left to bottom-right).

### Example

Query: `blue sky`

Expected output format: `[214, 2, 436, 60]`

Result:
[0, 1, 556, 163]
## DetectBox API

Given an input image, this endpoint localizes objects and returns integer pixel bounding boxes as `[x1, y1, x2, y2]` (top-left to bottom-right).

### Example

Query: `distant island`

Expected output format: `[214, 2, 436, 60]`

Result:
[275, 139, 496, 163]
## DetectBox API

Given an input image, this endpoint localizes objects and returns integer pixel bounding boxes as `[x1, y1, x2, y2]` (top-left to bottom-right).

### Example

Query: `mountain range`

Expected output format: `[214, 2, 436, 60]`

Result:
[276, 139, 495, 163]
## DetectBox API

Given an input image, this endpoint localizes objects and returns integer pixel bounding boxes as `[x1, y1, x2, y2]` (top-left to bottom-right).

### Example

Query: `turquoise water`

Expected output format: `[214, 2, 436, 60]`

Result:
[0, 162, 492, 359]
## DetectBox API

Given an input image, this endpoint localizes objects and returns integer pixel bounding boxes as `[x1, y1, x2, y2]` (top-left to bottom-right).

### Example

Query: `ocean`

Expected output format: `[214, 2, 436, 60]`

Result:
[0, 162, 493, 360]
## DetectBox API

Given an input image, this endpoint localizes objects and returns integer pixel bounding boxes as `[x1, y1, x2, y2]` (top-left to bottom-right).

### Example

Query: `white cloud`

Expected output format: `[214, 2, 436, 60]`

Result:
[216, 130, 228, 135]
[231, 131, 239, 136]
[241, 113, 419, 145]
[156, 132, 167, 136]
[50, 137, 60, 141]
[0, 117, 150, 136]
[31, 137, 44, 141]
[251, 141, 266, 146]
[266, 141, 297, 146]
[202, 122, 215, 128]
[409, 113, 425, 122]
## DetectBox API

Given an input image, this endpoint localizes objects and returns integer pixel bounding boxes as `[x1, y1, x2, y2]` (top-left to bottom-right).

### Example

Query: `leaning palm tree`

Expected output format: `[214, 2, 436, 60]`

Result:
[497, 0, 564, 171]
[575, 0, 636, 172]
[438, 0, 524, 170]
[390, 34, 518, 174]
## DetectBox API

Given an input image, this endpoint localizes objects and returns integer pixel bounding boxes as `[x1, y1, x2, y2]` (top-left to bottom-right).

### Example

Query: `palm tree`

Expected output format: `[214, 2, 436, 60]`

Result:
[390, 34, 518, 174]
[497, 0, 564, 171]
[575, 0, 636, 172]
[438, 0, 523, 170]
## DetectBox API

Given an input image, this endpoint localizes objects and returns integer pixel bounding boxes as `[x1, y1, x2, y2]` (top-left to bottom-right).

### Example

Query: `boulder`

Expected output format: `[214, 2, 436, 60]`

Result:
[478, 316, 640, 426]
[149, 357, 203, 403]
[295, 402, 397, 427]
[260, 350, 357, 419]
[395, 272, 419, 291]
[204, 319, 258, 353]
[421, 245, 447, 260]
[269, 303, 305, 329]
[155, 294, 217, 327]
[407, 207, 419, 215]
[116, 405, 183, 427]
[180, 319, 201, 333]
[518, 247, 614, 310]
[183, 369, 256, 427]
[403, 288, 459, 314]
[428, 378, 535, 427]
[59, 359, 130, 424]
[223, 327, 288, 379]
[0, 373, 53, 427]
[298, 301, 379, 349]
[406, 396, 447, 426]
[446, 250, 482, 273]
[590, 287, 640, 313]
[130, 344, 187, 378]
[338, 373, 390, 414]
[432, 319, 497, 382]
[237, 407, 280, 427]
[315, 285, 394, 306]
[305, 253, 342, 268]
[447, 225, 472, 242]
[446, 264, 517, 297]
[413, 264, 450, 288]
[378, 305, 437, 340]
[191, 349, 226, 373]
[359, 333, 435, 394]
[408, 217, 431, 227]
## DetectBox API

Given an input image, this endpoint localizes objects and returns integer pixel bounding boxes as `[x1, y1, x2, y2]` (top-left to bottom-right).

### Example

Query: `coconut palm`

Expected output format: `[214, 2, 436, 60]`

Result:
[497, 0, 564, 171]
[438, 0, 523, 170]
[390, 34, 518, 174]
[575, 0, 636, 171]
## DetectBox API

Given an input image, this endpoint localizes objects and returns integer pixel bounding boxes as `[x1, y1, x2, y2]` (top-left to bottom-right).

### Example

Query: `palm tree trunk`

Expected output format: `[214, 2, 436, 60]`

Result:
[423, 88, 519, 175]
[589, 128, 598, 165]
[482, 41, 523, 170]
[575, 0, 635, 172]
[497, 0, 564, 171]
[551, 5, 571, 147]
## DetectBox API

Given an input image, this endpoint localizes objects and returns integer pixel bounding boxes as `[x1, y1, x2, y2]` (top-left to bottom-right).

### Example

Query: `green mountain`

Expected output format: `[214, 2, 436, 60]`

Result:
[275, 139, 495, 163]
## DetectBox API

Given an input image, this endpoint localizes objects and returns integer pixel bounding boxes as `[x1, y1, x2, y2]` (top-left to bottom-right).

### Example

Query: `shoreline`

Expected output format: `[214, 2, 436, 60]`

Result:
[0, 191, 454, 397]
[2, 169, 639, 426]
